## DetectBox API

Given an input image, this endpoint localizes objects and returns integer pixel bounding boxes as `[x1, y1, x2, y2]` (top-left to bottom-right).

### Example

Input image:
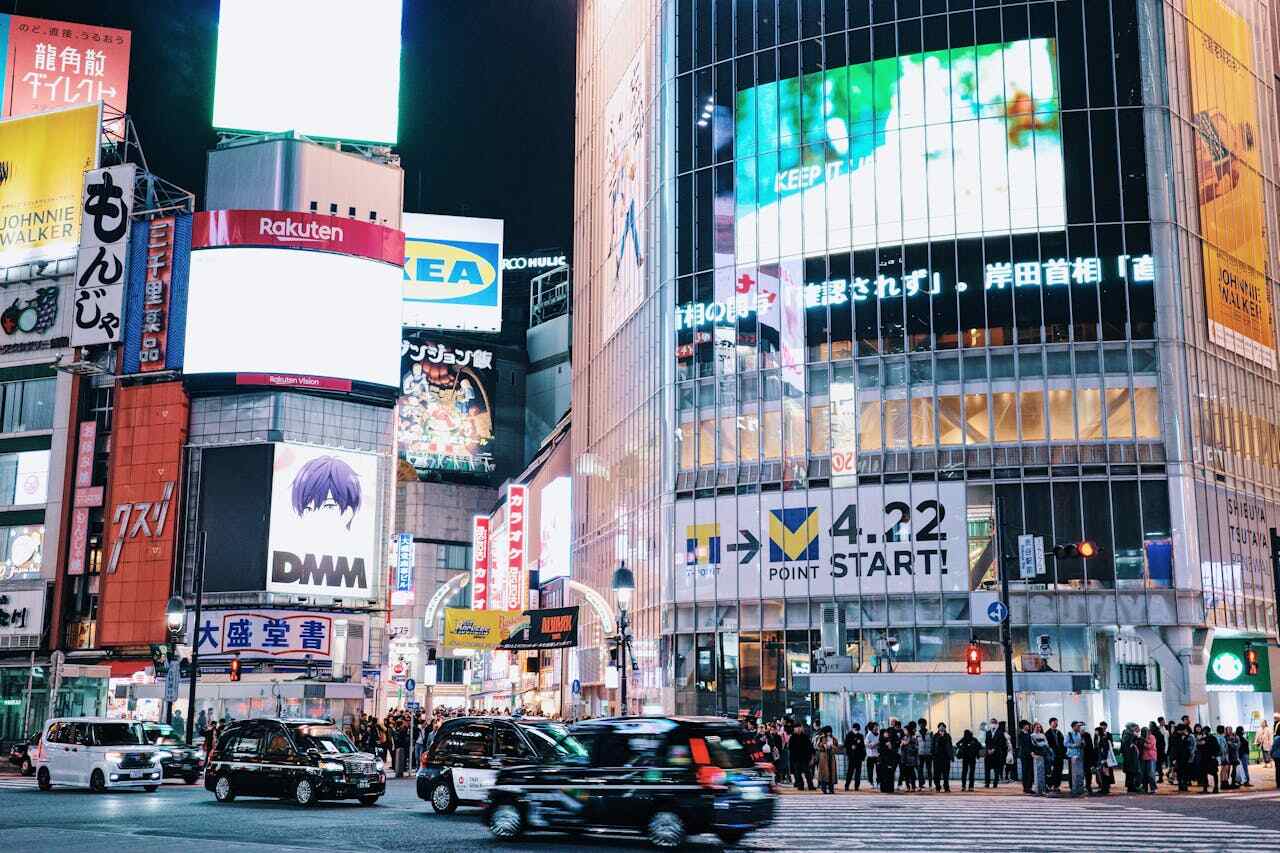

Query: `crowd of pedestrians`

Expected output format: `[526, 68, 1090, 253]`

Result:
[744, 713, 1280, 796]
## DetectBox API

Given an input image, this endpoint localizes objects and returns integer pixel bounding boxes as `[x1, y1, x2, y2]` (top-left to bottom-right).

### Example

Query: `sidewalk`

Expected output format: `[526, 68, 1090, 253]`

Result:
[776, 760, 1277, 797]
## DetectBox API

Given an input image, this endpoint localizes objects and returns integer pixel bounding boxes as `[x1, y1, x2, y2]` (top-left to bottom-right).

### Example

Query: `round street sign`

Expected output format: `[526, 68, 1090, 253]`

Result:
[987, 601, 1009, 624]
[405, 678, 416, 693]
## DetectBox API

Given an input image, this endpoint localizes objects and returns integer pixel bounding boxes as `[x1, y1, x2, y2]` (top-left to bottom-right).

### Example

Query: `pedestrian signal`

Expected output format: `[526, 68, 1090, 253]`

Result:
[965, 643, 982, 675]
[1245, 646, 1259, 676]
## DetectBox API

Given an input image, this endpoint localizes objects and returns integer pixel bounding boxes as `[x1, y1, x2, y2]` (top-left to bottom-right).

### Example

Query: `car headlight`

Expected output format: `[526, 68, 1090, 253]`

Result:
[321, 761, 344, 772]
[374, 760, 384, 772]
[106, 751, 123, 762]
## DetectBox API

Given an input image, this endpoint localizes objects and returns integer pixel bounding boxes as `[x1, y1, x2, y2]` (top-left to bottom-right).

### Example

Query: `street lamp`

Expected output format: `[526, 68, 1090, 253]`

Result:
[163, 595, 185, 725]
[611, 562, 635, 715]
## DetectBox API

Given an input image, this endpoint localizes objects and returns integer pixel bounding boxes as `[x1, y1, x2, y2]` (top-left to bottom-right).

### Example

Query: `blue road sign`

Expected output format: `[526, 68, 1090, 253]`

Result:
[405, 701, 420, 711]
[987, 601, 1009, 624]
[405, 678, 416, 693]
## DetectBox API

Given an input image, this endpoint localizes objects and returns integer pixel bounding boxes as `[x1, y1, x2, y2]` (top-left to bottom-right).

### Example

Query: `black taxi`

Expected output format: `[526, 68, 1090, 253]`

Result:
[484, 716, 776, 848]
[418, 716, 579, 813]
[205, 717, 385, 806]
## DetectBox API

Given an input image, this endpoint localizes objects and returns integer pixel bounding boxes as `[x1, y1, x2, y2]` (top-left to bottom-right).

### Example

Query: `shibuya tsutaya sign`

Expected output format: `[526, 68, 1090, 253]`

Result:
[676, 254, 1155, 331]
[674, 482, 969, 602]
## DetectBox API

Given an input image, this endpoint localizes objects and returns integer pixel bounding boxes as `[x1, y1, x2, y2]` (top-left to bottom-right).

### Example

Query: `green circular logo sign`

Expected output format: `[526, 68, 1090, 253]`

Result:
[1211, 651, 1244, 682]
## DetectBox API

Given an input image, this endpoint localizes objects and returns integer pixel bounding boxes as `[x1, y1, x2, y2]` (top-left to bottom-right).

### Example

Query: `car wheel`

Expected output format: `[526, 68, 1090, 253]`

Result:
[358, 795, 379, 807]
[144, 785, 159, 793]
[489, 803, 524, 839]
[213, 775, 235, 802]
[36, 767, 51, 791]
[429, 781, 458, 814]
[293, 777, 316, 807]
[716, 829, 749, 845]
[183, 773, 200, 785]
[21, 756, 33, 776]
[646, 811, 687, 849]
[89, 769, 107, 793]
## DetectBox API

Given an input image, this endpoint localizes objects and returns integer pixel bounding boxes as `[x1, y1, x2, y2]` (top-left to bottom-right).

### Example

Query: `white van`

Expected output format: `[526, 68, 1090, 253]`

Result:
[35, 717, 163, 792]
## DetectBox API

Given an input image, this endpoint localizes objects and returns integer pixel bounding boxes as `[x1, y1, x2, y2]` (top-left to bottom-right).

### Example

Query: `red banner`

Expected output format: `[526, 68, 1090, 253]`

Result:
[236, 373, 353, 392]
[471, 516, 490, 610]
[193, 210, 404, 266]
[5, 16, 131, 119]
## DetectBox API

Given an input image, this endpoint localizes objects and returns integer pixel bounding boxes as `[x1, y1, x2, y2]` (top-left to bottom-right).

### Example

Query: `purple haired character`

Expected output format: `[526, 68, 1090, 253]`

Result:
[291, 455, 362, 529]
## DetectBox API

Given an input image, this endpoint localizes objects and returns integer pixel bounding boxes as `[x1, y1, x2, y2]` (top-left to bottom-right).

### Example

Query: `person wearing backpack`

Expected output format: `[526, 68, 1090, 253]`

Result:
[956, 729, 982, 791]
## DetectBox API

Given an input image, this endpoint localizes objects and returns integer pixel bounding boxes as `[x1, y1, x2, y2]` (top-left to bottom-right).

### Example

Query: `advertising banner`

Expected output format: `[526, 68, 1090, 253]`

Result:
[193, 210, 404, 265]
[538, 476, 572, 581]
[1186, 0, 1273, 368]
[402, 213, 504, 333]
[72, 164, 135, 346]
[266, 443, 379, 601]
[498, 606, 579, 651]
[138, 216, 174, 371]
[398, 331, 497, 477]
[122, 214, 192, 374]
[188, 609, 369, 662]
[602, 50, 647, 341]
[0, 103, 98, 266]
[673, 482, 969, 603]
[472, 515, 490, 610]
[0, 16, 131, 118]
[506, 484, 528, 612]
[441, 607, 523, 650]
[392, 531, 414, 605]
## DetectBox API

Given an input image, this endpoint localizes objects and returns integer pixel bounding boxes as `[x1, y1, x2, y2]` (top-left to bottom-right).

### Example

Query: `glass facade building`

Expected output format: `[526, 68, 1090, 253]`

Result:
[574, 0, 1280, 730]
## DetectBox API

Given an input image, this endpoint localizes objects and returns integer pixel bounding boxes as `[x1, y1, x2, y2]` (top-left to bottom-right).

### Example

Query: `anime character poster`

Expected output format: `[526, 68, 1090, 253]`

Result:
[601, 49, 647, 341]
[397, 331, 497, 477]
[266, 443, 379, 601]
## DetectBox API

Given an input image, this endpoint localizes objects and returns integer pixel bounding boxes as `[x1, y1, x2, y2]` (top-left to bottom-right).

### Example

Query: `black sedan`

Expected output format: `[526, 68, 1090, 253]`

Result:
[7, 734, 39, 776]
[483, 716, 776, 848]
[142, 723, 205, 783]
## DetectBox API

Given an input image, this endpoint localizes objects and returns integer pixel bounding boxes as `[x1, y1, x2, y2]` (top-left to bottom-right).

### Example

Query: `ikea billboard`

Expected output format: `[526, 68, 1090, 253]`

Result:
[402, 213, 504, 333]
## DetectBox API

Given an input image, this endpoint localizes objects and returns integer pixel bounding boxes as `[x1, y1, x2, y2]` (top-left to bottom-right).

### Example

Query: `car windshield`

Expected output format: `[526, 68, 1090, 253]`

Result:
[290, 725, 357, 755]
[701, 732, 754, 769]
[94, 723, 145, 746]
[144, 725, 185, 746]
[522, 723, 590, 762]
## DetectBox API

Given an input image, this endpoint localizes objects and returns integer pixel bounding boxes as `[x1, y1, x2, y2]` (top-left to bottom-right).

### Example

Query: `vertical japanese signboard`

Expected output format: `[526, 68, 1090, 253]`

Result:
[139, 216, 174, 371]
[67, 419, 98, 576]
[1187, 0, 1273, 368]
[392, 532, 414, 606]
[471, 515, 490, 610]
[506, 484, 527, 612]
[72, 164, 134, 346]
[0, 15, 131, 119]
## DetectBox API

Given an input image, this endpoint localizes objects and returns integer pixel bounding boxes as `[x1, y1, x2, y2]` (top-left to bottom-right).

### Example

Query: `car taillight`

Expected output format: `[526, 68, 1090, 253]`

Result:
[696, 765, 727, 788]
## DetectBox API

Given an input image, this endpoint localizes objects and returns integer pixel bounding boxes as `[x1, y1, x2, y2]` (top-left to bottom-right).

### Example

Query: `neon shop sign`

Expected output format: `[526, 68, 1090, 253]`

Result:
[675, 254, 1155, 331]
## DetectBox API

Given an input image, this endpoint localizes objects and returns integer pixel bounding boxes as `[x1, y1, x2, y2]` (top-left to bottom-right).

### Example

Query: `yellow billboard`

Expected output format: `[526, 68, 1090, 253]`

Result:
[442, 607, 525, 650]
[0, 103, 100, 266]
[1187, 0, 1272, 367]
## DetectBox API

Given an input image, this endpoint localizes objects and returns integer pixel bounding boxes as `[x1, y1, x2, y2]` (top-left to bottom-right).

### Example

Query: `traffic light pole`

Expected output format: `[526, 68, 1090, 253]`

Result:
[999, 555, 1017, 771]
[185, 532, 207, 745]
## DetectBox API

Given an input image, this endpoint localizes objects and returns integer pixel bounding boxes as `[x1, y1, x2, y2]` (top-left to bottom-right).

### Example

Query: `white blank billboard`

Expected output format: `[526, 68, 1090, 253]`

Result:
[213, 0, 402, 144]
[183, 247, 401, 387]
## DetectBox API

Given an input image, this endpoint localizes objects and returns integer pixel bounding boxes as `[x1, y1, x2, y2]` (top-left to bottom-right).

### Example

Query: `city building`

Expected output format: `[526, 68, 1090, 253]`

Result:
[572, 0, 1280, 730]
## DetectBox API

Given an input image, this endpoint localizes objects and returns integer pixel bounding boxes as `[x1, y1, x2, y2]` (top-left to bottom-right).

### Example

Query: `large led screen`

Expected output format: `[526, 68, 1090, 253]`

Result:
[183, 247, 401, 388]
[212, 0, 401, 144]
[735, 39, 1063, 262]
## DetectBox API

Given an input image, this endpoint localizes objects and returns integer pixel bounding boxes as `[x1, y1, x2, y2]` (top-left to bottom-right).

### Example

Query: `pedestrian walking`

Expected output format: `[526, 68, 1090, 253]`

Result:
[932, 723, 954, 792]
[815, 727, 838, 794]
[843, 723, 866, 791]
[956, 729, 981, 791]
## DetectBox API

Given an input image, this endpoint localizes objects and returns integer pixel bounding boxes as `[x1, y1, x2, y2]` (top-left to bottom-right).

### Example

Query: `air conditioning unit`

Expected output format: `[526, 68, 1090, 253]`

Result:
[331, 620, 364, 682]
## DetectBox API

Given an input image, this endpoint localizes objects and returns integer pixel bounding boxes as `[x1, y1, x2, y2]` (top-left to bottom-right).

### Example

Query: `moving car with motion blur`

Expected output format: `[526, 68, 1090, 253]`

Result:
[484, 716, 776, 848]
[7, 733, 39, 776]
[205, 718, 385, 806]
[142, 722, 205, 784]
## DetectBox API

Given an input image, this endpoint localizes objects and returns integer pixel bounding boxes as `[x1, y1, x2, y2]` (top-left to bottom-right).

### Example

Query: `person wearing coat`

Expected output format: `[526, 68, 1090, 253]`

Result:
[843, 724, 867, 791]
[1197, 729, 1221, 793]
[1256, 718, 1273, 766]
[789, 724, 815, 791]
[900, 722, 921, 791]
[956, 729, 982, 791]
[931, 723, 955, 792]
[877, 724, 899, 793]
[815, 727, 839, 794]
[1093, 725, 1115, 795]
[1018, 721, 1036, 794]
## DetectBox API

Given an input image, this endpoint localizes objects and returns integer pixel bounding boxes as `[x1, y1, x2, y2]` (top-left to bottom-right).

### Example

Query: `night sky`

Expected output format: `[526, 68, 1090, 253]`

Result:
[2, 0, 578, 255]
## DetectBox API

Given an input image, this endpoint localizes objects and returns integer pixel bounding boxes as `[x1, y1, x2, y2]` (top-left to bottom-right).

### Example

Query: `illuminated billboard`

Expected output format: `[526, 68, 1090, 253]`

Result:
[735, 39, 1063, 262]
[0, 103, 99, 266]
[182, 213, 403, 388]
[538, 475, 571, 581]
[0, 15, 131, 118]
[1186, 0, 1272, 368]
[266, 443, 379, 601]
[212, 0, 402, 144]
[402, 213, 504, 333]
[602, 51, 647, 340]
[398, 330, 497, 477]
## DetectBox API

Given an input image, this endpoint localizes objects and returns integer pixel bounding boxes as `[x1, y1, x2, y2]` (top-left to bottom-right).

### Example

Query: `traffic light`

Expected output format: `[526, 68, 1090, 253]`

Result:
[229, 657, 242, 682]
[608, 645, 619, 668]
[965, 642, 982, 675]
[1053, 540, 1099, 559]
[1246, 645, 1260, 677]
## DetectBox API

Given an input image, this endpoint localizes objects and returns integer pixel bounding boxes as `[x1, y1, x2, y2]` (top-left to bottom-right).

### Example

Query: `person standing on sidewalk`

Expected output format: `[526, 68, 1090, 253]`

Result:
[1257, 717, 1273, 766]
[843, 723, 866, 791]
[877, 722, 899, 793]
[789, 723, 814, 791]
[1093, 725, 1115, 795]
[1081, 724, 1096, 795]
[932, 723, 954, 792]
[1029, 723, 1050, 796]
[1198, 729, 1220, 793]
[918, 719, 933, 791]
[900, 722, 921, 792]
[1140, 726, 1158, 793]
[1018, 721, 1036, 794]
[1066, 721, 1085, 796]
[987, 721, 1009, 787]
[815, 727, 839, 794]
[1154, 717, 1168, 783]
[956, 729, 981, 791]
[1271, 728, 1280, 784]
[1046, 718, 1066, 792]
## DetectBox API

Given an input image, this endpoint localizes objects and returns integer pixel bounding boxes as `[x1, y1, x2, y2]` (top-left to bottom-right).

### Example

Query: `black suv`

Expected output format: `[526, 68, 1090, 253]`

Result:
[204, 718, 385, 806]
[484, 716, 776, 848]
[418, 716, 583, 813]
[142, 723, 204, 784]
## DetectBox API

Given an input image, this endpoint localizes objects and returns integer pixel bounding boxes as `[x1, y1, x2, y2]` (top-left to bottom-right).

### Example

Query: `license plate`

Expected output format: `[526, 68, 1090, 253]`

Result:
[130, 771, 144, 779]
[357, 779, 370, 789]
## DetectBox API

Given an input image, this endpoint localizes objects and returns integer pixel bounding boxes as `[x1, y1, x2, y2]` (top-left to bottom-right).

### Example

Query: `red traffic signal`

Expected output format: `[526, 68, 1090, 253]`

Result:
[229, 657, 242, 682]
[1246, 646, 1260, 677]
[965, 642, 982, 675]
[1053, 540, 1099, 559]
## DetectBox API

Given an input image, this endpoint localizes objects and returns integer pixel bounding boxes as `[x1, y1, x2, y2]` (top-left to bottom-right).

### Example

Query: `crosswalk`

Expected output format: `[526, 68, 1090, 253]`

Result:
[732, 792, 1280, 852]
[0, 775, 36, 790]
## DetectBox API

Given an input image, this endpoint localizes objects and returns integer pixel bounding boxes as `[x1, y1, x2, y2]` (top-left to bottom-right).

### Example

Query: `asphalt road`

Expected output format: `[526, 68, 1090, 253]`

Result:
[0, 774, 1276, 852]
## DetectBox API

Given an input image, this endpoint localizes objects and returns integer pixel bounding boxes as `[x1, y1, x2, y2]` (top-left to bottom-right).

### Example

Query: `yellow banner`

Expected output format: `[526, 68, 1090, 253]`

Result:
[0, 104, 100, 265]
[1187, 0, 1272, 367]
[442, 608, 525, 650]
